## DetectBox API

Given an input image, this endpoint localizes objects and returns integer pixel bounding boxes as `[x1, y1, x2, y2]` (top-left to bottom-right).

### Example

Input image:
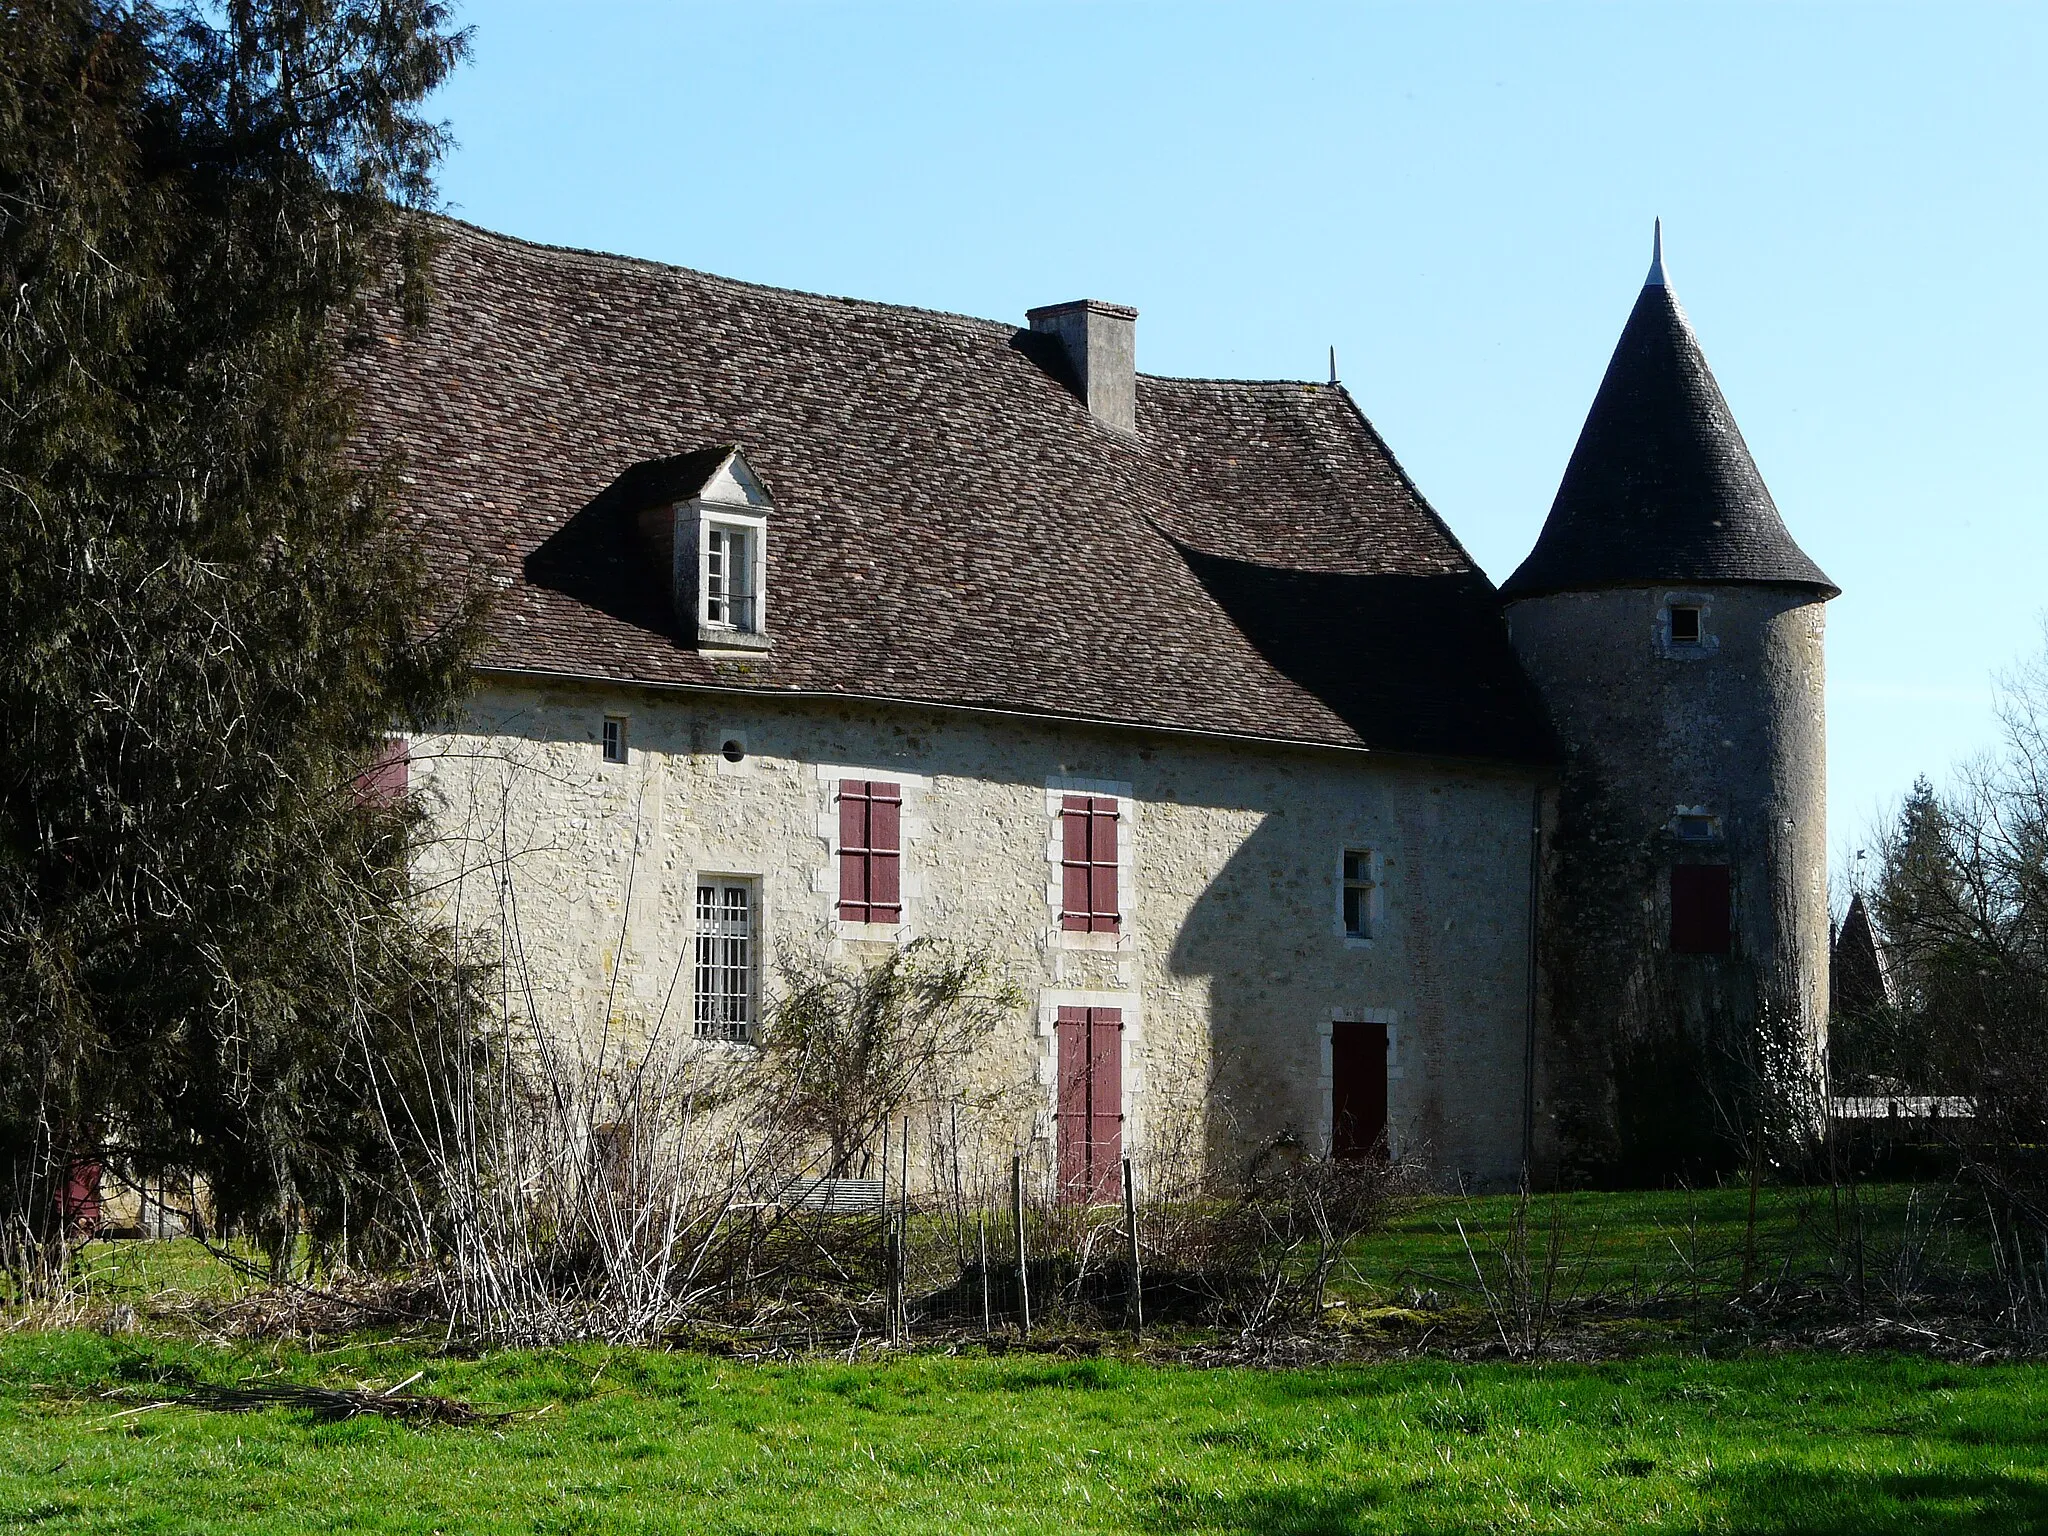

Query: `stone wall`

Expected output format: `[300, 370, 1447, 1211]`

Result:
[410, 680, 1545, 1187]
[1506, 585, 1828, 1182]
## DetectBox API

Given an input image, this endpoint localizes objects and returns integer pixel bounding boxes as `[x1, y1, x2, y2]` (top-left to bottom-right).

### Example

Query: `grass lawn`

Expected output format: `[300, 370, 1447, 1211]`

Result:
[1340, 1183, 1978, 1304]
[4, 1332, 2046, 1534]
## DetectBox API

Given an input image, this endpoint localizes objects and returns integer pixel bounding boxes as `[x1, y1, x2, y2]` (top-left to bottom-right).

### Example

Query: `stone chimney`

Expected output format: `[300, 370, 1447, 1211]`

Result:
[1027, 300, 1138, 434]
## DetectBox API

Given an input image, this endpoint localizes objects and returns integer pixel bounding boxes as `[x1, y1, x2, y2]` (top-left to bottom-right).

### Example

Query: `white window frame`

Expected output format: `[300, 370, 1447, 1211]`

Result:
[692, 877, 759, 1044]
[1044, 776, 1137, 953]
[696, 509, 768, 635]
[1338, 846, 1382, 946]
[601, 714, 628, 764]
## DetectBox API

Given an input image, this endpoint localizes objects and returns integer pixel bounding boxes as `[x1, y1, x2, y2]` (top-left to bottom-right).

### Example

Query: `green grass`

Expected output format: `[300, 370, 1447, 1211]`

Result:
[4, 1332, 2046, 1533]
[1335, 1183, 1983, 1308]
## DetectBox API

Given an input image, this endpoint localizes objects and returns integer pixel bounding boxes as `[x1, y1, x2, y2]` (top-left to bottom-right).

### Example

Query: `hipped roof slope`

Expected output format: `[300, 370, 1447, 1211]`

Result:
[1503, 256, 1835, 601]
[345, 219, 1554, 764]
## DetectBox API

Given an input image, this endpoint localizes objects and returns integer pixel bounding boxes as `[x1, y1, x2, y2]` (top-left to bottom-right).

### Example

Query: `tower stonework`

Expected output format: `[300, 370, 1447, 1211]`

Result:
[1505, 229, 1836, 1183]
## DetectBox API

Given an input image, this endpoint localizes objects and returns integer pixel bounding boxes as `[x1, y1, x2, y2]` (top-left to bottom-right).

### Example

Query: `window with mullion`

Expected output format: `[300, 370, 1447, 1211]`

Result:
[694, 881, 755, 1040]
[837, 780, 902, 923]
[1060, 795, 1120, 933]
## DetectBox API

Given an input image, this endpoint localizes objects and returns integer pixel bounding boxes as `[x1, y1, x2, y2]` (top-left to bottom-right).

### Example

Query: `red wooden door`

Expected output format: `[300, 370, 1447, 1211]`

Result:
[1331, 1021, 1388, 1161]
[1056, 1006, 1123, 1202]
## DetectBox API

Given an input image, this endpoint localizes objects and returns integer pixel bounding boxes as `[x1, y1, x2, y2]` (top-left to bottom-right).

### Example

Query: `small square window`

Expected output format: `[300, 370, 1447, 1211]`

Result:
[1669, 606, 1702, 646]
[1343, 849, 1377, 939]
[602, 716, 627, 763]
[1673, 813, 1716, 841]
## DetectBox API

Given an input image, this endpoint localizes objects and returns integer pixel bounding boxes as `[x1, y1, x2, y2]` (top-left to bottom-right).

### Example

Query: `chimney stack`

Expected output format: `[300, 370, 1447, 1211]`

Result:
[1027, 300, 1138, 434]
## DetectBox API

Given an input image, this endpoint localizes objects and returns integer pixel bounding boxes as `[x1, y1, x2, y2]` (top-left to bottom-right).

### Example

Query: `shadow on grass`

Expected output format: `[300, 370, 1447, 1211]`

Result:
[1691, 1464, 2048, 1536]
[1130, 1464, 2048, 1536]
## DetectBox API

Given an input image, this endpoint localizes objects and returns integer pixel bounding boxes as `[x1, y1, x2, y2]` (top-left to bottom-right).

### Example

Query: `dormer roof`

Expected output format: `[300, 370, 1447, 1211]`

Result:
[1502, 228, 1836, 601]
[611, 445, 772, 511]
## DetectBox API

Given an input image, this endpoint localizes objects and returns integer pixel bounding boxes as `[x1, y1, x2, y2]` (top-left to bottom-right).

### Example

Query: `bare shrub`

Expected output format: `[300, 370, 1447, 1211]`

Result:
[756, 940, 1023, 1175]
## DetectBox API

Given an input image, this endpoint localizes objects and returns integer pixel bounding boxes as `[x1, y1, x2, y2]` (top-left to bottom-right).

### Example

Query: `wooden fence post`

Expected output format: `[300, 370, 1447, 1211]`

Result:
[978, 1215, 992, 1336]
[881, 1122, 897, 1345]
[1123, 1155, 1143, 1339]
[1011, 1154, 1031, 1339]
[897, 1118, 910, 1339]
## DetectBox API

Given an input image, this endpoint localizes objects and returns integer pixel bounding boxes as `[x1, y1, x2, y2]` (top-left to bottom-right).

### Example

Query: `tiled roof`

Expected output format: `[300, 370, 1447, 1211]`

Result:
[344, 219, 1555, 764]
[1502, 276, 1836, 601]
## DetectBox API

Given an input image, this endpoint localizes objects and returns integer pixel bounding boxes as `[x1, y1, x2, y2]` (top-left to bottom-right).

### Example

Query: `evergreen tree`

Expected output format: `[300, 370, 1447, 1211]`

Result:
[0, 1, 485, 1273]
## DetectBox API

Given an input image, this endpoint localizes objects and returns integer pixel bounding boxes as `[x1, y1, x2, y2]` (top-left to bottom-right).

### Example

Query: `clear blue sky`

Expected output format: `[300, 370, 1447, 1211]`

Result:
[432, 2, 2047, 878]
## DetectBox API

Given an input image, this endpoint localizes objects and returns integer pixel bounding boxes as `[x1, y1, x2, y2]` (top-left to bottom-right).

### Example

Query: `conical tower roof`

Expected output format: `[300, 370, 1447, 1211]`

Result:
[1502, 224, 1836, 600]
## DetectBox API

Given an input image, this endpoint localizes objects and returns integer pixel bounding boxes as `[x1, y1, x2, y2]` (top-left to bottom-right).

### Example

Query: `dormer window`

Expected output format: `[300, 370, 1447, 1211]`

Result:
[702, 520, 759, 632]
[621, 444, 775, 652]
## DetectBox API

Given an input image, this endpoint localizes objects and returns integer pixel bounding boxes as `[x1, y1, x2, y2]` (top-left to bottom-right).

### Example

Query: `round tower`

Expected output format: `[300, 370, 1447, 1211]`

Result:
[1504, 224, 1836, 1184]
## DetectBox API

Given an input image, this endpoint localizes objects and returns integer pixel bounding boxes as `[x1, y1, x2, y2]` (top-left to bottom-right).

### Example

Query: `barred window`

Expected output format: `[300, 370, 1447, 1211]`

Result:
[694, 881, 755, 1041]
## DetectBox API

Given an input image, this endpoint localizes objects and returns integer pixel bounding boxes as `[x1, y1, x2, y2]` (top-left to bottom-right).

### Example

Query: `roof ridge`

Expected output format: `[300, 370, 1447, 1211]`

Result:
[429, 216, 1341, 392]
[430, 213, 1019, 339]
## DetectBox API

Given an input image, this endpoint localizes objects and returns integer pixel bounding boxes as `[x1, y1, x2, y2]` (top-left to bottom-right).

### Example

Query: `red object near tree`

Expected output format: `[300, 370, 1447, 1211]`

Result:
[1670, 865, 1732, 955]
[355, 735, 409, 803]
[837, 780, 902, 923]
[1331, 1021, 1389, 1161]
[1060, 796, 1119, 932]
[60, 1159, 103, 1238]
[1056, 1006, 1123, 1202]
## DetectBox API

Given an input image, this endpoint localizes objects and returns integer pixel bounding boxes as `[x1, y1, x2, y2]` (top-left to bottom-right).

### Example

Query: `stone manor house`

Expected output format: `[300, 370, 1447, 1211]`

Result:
[349, 220, 1833, 1190]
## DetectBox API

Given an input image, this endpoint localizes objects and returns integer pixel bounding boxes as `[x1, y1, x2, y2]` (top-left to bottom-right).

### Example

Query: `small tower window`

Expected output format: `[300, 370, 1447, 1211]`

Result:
[1673, 812, 1716, 842]
[1669, 606, 1702, 646]
[602, 716, 628, 764]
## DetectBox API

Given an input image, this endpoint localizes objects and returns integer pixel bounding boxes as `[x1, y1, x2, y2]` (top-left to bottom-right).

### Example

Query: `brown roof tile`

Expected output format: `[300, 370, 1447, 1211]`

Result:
[346, 219, 1555, 764]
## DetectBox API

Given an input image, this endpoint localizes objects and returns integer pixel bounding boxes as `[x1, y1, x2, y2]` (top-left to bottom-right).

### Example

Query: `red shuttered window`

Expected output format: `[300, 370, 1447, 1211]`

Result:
[1056, 1007, 1123, 1203]
[1670, 865, 1732, 955]
[355, 736, 409, 805]
[837, 780, 902, 924]
[1060, 796, 1120, 933]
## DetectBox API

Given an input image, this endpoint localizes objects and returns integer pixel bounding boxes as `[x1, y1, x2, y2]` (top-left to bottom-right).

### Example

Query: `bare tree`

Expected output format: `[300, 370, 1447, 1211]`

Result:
[757, 941, 1023, 1176]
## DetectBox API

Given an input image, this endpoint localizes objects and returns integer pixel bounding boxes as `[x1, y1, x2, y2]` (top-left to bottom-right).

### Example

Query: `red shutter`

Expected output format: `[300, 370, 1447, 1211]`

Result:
[837, 781, 868, 920]
[870, 783, 901, 921]
[1057, 1006, 1124, 1203]
[1061, 797, 1092, 931]
[355, 737, 409, 805]
[839, 780, 903, 924]
[1087, 1009, 1124, 1201]
[1060, 795, 1120, 933]
[1056, 1007, 1090, 1196]
[1088, 801, 1119, 933]
[1671, 865, 1732, 955]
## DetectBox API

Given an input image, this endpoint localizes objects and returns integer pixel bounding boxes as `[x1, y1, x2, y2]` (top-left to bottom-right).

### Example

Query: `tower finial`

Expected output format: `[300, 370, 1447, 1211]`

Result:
[1328, 345, 1338, 386]
[1647, 217, 1667, 288]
